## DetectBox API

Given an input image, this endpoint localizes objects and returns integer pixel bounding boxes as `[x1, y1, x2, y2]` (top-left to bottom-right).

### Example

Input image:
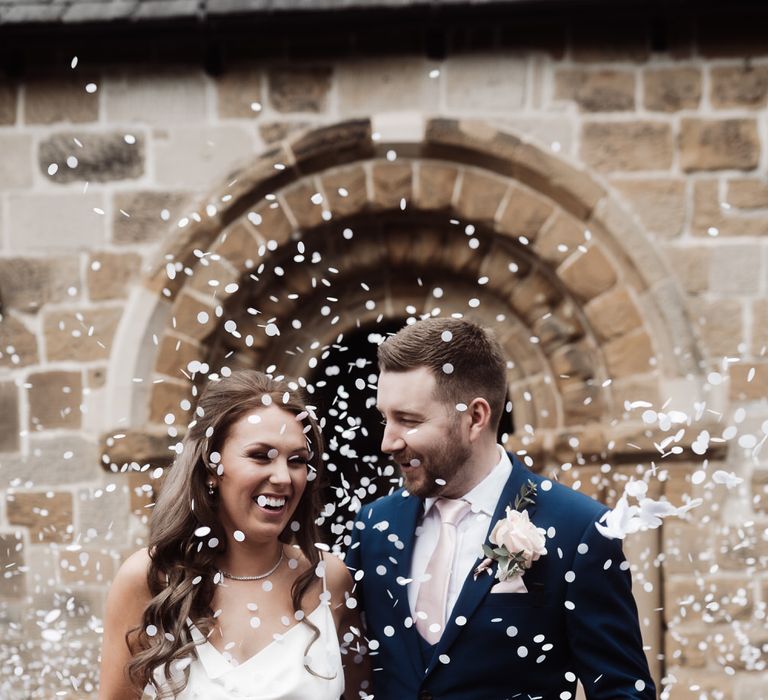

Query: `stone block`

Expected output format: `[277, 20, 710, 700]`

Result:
[248, 200, 293, 247]
[0, 81, 17, 124]
[321, 164, 369, 218]
[611, 178, 686, 239]
[215, 64, 263, 118]
[726, 178, 768, 209]
[730, 361, 768, 401]
[104, 68, 208, 124]
[211, 219, 265, 270]
[550, 341, 596, 382]
[554, 68, 635, 111]
[7, 192, 107, 251]
[289, 119, 373, 173]
[40, 131, 144, 184]
[185, 257, 239, 300]
[0, 133, 33, 189]
[689, 298, 744, 359]
[87, 251, 142, 301]
[581, 121, 673, 172]
[584, 286, 644, 342]
[0, 255, 80, 312]
[281, 178, 326, 229]
[154, 125, 255, 190]
[496, 184, 554, 242]
[43, 307, 122, 362]
[692, 179, 768, 237]
[711, 65, 768, 108]
[662, 244, 710, 294]
[154, 332, 205, 380]
[27, 370, 82, 431]
[560, 381, 604, 423]
[77, 485, 131, 546]
[603, 328, 655, 378]
[0, 381, 20, 454]
[0, 532, 25, 598]
[6, 491, 73, 544]
[498, 116, 575, 154]
[59, 547, 118, 585]
[665, 574, 753, 625]
[0, 312, 39, 368]
[665, 626, 709, 669]
[24, 74, 99, 124]
[268, 65, 331, 113]
[531, 212, 588, 265]
[415, 161, 458, 211]
[147, 380, 194, 425]
[169, 291, 217, 343]
[112, 190, 190, 244]
[557, 244, 618, 302]
[337, 56, 439, 114]
[259, 120, 312, 144]
[680, 118, 760, 172]
[371, 162, 413, 210]
[445, 53, 527, 111]
[454, 169, 509, 224]
[708, 243, 763, 295]
[643, 66, 701, 112]
[662, 521, 716, 575]
[1, 435, 100, 487]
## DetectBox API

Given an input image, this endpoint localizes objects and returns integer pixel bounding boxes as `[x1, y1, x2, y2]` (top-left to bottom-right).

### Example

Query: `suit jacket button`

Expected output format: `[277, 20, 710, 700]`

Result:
[419, 692, 433, 700]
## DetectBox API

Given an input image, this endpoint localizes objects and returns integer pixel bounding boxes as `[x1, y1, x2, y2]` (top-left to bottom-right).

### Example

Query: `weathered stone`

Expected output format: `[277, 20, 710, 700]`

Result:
[454, 169, 509, 224]
[259, 121, 312, 145]
[0, 312, 39, 368]
[40, 132, 144, 184]
[445, 54, 527, 111]
[0, 81, 17, 124]
[711, 65, 768, 108]
[560, 381, 604, 423]
[211, 220, 265, 270]
[610, 374, 661, 420]
[550, 341, 596, 382]
[612, 178, 686, 238]
[0, 255, 80, 312]
[112, 190, 189, 245]
[689, 298, 744, 358]
[581, 121, 673, 172]
[7, 193, 107, 251]
[692, 179, 768, 237]
[708, 242, 763, 295]
[153, 125, 256, 189]
[77, 484, 132, 546]
[268, 65, 331, 113]
[0, 382, 20, 453]
[247, 200, 293, 246]
[643, 67, 701, 112]
[496, 184, 554, 242]
[662, 244, 710, 294]
[415, 161, 459, 211]
[665, 574, 753, 624]
[532, 212, 588, 265]
[726, 177, 768, 209]
[289, 119, 373, 173]
[321, 164, 369, 218]
[6, 491, 73, 544]
[24, 74, 99, 124]
[337, 56, 439, 114]
[0, 133, 33, 189]
[101, 427, 176, 467]
[584, 286, 644, 342]
[215, 64, 263, 119]
[185, 257, 239, 301]
[281, 179, 326, 229]
[1, 435, 100, 486]
[508, 270, 561, 323]
[43, 307, 122, 362]
[603, 328, 655, 378]
[87, 251, 142, 301]
[59, 547, 118, 585]
[105, 68, 208, 124]
[679, 118, 760, 172]
[752, 299, 768, 356]
[371, 162, 413, 210]
[554, 68, 635, 111]
[532, 301, 583, 353]
[27, 371, 82, 431]
[557, 244, 618, 302]
[148, 380, 194, 425]
[730, 361, 768, 401]
[663, 521, 717, 575]
[0, 532, 25, 598]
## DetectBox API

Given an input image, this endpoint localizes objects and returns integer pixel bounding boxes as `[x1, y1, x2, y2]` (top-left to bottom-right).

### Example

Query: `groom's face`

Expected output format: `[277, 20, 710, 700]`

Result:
[377, 367, 471, 498]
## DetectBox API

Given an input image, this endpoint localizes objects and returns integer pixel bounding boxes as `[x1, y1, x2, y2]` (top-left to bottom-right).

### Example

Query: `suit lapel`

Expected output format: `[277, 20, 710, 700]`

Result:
[426, 458, 539, 675]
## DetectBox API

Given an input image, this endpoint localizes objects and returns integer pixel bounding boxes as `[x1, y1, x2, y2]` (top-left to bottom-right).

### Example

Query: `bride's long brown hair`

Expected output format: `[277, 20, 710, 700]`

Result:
[125, 370, 326, 697]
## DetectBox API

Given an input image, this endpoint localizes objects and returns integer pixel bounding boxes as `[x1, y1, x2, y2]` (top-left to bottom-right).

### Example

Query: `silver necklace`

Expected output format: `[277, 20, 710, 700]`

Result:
[219, 550, 284, 581]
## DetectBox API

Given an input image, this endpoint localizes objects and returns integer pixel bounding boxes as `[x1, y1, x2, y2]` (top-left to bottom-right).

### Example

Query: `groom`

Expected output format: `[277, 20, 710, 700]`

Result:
[345, 317, 655, 699]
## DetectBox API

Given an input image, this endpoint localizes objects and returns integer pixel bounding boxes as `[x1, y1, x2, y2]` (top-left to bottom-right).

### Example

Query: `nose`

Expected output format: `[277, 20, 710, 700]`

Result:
[268, 458, 291, 486]
[381, 422, 406, 455]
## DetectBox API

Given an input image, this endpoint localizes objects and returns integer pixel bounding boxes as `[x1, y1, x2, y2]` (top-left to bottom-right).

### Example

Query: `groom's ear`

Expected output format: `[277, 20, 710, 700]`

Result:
[466, 397, 492, 441]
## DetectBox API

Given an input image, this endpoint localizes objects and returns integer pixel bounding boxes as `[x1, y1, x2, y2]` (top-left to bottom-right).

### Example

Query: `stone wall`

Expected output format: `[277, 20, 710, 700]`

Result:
[1, 25, 767, 699]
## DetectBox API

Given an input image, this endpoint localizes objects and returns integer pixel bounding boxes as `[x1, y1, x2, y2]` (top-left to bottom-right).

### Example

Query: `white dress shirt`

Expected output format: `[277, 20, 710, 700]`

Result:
[408, 446, 512, 620]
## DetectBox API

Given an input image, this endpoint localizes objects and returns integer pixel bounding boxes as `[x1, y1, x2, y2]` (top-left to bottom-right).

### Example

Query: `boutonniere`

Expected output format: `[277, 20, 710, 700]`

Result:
[474, 480, 547, 581]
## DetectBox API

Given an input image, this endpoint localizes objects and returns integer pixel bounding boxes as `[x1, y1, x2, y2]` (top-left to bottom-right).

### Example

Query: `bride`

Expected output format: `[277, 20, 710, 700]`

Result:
[98, 370, 370, 699]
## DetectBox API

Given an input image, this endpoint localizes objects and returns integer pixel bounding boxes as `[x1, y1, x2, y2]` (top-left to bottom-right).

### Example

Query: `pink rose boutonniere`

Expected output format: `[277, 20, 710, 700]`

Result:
[474, 480, 547, 582]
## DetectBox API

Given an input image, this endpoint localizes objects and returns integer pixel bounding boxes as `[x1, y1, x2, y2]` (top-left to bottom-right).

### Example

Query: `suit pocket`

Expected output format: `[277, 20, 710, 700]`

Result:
[483, 589, 547, 608]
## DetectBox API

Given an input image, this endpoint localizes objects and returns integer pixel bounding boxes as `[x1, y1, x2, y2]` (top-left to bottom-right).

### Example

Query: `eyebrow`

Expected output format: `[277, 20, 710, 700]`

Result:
[243, 441, 310, 454]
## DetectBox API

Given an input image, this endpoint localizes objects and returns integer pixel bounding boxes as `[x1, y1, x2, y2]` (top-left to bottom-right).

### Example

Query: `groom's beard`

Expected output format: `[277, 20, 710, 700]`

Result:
[392, 436, 472, 499]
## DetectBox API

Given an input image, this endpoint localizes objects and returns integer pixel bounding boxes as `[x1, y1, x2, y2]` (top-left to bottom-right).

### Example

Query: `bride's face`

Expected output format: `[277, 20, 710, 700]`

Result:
[213, 405, 310, 544]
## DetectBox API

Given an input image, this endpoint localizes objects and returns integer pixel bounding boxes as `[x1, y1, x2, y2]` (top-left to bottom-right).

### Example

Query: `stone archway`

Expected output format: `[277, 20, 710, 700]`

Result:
[101, 117, 724, 685]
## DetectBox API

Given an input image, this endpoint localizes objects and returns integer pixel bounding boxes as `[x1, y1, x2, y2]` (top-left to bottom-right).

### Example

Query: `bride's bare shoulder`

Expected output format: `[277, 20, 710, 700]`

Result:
[109, 548, 152, 601]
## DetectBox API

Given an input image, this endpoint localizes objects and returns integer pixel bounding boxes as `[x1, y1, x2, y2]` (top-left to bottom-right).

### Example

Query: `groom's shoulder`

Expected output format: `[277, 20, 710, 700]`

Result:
[358, 487, 411, 515]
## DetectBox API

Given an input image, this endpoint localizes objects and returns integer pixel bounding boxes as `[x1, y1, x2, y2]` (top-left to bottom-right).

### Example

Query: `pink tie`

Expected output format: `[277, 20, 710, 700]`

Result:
[415, 498, 470, 644]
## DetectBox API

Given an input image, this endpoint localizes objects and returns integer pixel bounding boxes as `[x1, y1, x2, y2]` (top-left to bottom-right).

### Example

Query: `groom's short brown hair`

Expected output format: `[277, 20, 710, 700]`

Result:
[377, 317, 507, 430]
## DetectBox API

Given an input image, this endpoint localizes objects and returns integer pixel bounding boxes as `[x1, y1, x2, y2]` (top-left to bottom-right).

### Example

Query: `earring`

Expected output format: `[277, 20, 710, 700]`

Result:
[207, 482, 217, 497]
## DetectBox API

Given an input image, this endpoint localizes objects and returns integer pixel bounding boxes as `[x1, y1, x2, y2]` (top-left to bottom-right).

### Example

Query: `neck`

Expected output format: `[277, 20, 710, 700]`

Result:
[217, 537, 283, 577]
[442, 439, 499, 499]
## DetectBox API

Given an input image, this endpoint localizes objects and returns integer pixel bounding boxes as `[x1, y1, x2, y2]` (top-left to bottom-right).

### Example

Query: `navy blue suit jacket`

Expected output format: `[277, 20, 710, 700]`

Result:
[345, 455, 656, 699]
